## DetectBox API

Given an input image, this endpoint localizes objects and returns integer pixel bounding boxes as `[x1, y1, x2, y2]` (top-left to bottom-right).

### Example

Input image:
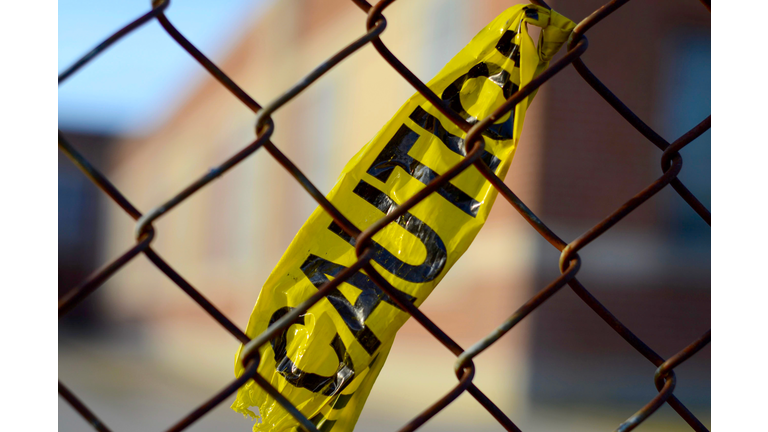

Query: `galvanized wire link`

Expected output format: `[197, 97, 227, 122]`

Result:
[58, 0, 711, 431]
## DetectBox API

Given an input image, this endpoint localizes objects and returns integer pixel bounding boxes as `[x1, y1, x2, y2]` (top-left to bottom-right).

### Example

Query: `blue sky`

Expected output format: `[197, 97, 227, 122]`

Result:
[58, 0, 270, 136]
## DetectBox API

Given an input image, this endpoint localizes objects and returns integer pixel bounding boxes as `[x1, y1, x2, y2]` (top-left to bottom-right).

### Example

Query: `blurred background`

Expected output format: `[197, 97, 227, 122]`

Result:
[58, 0, 711, 430]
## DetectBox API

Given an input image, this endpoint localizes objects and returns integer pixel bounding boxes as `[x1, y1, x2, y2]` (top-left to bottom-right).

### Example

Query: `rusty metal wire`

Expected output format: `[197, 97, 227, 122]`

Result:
[58, 0, 712, 431]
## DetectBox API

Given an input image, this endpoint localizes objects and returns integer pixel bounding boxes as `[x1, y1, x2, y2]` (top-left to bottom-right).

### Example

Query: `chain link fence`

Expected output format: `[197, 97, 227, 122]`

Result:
[57, 0, 712, 431]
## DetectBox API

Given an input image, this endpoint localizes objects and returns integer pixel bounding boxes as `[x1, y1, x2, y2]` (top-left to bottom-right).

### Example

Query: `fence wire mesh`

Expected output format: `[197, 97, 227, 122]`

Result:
[57, 0, 712, 431]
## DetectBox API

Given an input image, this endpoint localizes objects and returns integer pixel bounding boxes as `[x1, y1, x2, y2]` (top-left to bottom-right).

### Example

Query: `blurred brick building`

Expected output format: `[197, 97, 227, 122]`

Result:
[93, 0, 710, 429]
[59, 131, 115, 330]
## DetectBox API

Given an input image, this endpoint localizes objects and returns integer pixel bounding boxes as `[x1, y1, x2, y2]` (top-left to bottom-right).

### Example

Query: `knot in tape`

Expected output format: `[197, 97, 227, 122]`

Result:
[518, 5, 576, 62]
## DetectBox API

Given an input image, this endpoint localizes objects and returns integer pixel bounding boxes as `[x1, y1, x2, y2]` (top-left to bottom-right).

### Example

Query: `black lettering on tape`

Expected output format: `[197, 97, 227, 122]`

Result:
[339, 180, 448, 283]
[441, 62, 519, 141]
[409, 106, 502, 172]
[495, 30, 521, 64]
[269, 306, 355, 396]
[300, 253, 416, 355]
[367, 124, 481, 217]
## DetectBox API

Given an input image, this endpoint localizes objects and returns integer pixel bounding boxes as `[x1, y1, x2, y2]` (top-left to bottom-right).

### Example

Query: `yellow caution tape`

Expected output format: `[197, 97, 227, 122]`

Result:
[233, 4, 575, 431]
